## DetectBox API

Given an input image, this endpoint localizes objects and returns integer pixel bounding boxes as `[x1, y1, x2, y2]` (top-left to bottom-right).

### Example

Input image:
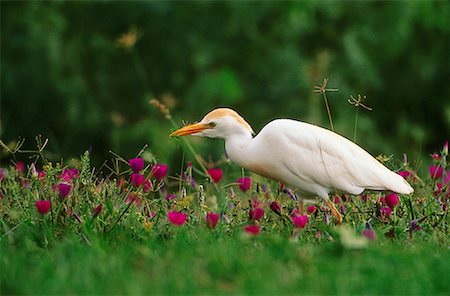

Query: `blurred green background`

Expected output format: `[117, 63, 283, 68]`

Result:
[1, 1, 449, 168]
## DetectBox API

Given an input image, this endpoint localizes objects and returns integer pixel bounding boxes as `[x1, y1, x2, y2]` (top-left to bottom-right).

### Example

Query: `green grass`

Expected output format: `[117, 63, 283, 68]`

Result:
[0, 141, 449, 295]
[2, 226, 448, 295]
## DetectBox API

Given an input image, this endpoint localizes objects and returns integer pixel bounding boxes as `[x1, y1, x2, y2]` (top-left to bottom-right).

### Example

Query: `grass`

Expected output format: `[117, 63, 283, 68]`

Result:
[2, 226, 448, 295]
[0, 125, 448, 295]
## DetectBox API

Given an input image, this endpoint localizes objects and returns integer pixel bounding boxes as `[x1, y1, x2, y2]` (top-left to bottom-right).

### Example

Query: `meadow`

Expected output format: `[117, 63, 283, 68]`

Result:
[0, 134, 448, 295]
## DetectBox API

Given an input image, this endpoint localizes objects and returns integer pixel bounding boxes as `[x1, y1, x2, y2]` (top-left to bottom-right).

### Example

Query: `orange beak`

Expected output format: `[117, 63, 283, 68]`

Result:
[170, 123, 211, 137]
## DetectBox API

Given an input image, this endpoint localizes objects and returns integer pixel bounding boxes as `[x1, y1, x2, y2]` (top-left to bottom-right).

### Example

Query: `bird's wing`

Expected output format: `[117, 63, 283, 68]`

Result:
[251, 119, 412, 196]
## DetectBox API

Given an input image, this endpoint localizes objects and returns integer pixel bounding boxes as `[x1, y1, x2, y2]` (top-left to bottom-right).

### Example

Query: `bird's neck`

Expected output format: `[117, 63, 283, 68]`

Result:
[224, 133, 254, 168]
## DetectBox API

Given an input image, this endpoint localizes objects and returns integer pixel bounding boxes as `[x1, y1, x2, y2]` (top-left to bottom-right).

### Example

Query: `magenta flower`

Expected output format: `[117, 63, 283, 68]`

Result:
[143, 179, 152, 193]
[131, 173, 145, 188]
[151, 163, 168, 180]
[237, 177, 251, 192]
[165, 193, 176, 202]
[443, 140, 448, 155]
[167, 211, 187, 226]
[207, 168, 223, 183]
[362, 223, 377, 241]
[243, 225, 261, 236]
[249, 207, 264, 221]
[380, 207, 392, 220]
[398, 171, 412, 179]
[36, 200, 51, 215]
[58, 182, 71, 199]
[306, 205, 317, 215]
[60, 168, 79, 182]
[269, 201, 281, 215]
[126, 192, 141, 206]
[291, 215, 308, 228]
[117, 177, 126, 189]
[206, 212, 220, 228]
[385, 193, 399, 209]
[429, 165, 443, 179]
[129, 157, 145, 173]
[15, 161, 25, 174]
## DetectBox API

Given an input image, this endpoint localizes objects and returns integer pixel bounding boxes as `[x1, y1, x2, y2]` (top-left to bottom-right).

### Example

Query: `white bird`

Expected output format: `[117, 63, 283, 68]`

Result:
[170, 108, 414, 224]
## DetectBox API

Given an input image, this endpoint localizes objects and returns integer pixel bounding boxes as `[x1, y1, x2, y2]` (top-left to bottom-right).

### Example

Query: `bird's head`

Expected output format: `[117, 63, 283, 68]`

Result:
[170, 108, 254, 139]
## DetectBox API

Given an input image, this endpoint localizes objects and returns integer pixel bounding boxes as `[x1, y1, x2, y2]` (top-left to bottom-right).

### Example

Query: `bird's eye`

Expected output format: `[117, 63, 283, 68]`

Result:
[209, 122, 216, 127]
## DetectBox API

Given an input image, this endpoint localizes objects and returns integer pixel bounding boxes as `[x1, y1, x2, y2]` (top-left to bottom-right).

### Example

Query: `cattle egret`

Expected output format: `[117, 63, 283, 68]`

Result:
[170, 108, 414, 224]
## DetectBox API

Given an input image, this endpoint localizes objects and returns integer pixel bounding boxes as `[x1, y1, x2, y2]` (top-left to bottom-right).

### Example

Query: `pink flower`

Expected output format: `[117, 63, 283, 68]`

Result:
[385, 193, 399, 209]
[165, 193, 176, 202]
[269, 201, 281, 215]
[36, 200, 51, 215]
[443, 141, 448, 155]
[362, 229, 376, 241]
[167, 211, 187, 226]
[129, 157, 145, 173]
[60, 168, 79, 182]
[143, 179, 152, 193]
[206, 212, 220, 228]
[243, 225, 261, 236]
[397, 171, 412, 179]
[58, 182, 71, 199]
[131, 173, 145, 188]
[443, 172, 450, 185]
[431, 153, 441, 161]
[237, 177, 251, 192]
[207, 168, 223, 183]
[307, 205, 317, 215]
[429, 165, 443, 179]
[333, 195, 340, 204]
[15, 161, 24, 174]
[126, 192, 141, 206]
[249, 208, 264, 221]
[117, 177, 126, 189]
[380, 207, 392, 220]
[291, 215, 308, 228]
[151, 163, 168, 180]
[93, 205, 102, 218]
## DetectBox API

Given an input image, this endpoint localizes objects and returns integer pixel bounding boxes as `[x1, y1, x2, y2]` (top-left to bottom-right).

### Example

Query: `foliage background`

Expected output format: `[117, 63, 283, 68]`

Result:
[1, 1, 449, 168]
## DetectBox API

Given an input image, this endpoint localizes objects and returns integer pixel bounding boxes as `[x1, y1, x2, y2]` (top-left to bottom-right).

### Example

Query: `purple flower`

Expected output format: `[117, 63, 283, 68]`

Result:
[237, 177, 251, 192]
[131, 173, 145, 188]
[167, 211, 187, 226]
[385, 193, 399, 209]
[283, 188, 298, 201]
[58, 182, 71, 199]
[129, 157, 145, 173]
[151, 163, 168, 180]
[36, 200, 51, 215]
[206, 212, 220, 228]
